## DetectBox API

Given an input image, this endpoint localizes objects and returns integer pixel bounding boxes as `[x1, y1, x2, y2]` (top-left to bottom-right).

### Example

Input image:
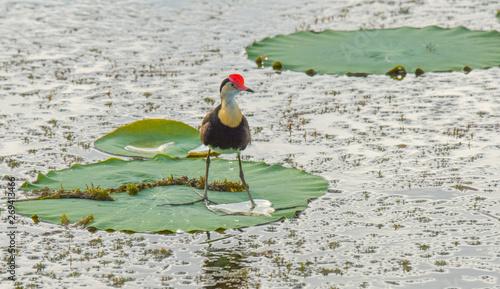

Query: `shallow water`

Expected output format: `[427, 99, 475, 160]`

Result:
[1, 0, 499, 288]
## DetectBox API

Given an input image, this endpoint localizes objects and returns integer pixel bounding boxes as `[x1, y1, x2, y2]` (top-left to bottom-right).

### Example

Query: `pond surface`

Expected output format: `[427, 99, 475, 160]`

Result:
[1, 0, 499, 288]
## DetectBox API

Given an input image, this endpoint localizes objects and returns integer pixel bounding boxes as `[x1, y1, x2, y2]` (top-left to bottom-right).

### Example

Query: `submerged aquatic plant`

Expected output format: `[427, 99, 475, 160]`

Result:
[60, 214, 70, 226]
[126, 183, 140, 196]
[27, 184, 115, 201]
[24, 176, 245, 202]
[74, 215, 95, 228]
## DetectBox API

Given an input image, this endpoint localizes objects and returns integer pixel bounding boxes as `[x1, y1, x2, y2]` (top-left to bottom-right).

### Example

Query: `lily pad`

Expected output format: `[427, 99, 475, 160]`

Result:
[246, 26, 500, 75]
[94, 119, 201, 158]
[17, 155, 328, 233]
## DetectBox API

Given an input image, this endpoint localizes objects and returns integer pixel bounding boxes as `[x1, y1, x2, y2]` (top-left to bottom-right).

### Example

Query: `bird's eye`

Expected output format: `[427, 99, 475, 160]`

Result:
[230, 83, 236, 88]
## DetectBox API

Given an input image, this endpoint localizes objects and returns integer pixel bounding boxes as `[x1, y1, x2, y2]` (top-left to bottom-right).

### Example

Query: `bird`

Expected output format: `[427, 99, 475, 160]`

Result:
[199, 74, 256, 209]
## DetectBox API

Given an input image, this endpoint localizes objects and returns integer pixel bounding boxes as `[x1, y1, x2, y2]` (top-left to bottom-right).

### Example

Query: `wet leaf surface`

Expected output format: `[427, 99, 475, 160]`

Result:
[94, 119, 201, 158]
[17, 155, 328, 233]
[247, 26, 500, 75]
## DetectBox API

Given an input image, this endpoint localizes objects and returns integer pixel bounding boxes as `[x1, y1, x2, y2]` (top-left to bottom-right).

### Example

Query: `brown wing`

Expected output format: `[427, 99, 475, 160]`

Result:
[200, 105, 219, 146]
[200, 114, 211, 146]
[201, 110, 211, 127]
[240, 115, 251, 148]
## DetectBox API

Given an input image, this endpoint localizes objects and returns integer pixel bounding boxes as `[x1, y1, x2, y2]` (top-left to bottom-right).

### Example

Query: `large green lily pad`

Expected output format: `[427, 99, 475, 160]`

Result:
[94, 119, 201, 158]
[246, 26, 500, 75]
[17, 155, 328, 233]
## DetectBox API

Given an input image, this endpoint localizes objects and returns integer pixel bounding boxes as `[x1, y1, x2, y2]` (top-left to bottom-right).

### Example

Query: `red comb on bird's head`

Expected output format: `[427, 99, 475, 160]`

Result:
[228, 74, 249, 91]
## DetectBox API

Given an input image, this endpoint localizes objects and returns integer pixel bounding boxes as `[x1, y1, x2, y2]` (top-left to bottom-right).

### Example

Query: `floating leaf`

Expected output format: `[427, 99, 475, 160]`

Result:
[272, 61, 283, 71]
[255, 56, 267, 68]
[17, 155, 327, 233]
[305, 69, 317, 76]
[94, 119, 201, 158]
[246, 26, 500, 75]
[386, 65, 407, 80]
[415, 68, 425, 77]
[31, 214, 40, 224]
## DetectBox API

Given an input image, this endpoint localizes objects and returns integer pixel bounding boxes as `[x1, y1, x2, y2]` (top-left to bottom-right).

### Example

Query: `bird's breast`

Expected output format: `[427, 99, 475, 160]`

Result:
[218, 106, 242, 128]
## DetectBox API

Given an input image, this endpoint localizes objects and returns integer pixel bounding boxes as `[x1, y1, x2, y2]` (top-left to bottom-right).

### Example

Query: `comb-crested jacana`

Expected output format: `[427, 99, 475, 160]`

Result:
[199, 74, 256, 208]
[159, 75, 256, 210]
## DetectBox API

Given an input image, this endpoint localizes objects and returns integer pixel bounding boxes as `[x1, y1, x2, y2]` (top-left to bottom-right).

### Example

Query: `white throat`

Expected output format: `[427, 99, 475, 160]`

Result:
[221, 89, 241, 109]
[222, 89, 239, 103]
[219, 89, 242, 127]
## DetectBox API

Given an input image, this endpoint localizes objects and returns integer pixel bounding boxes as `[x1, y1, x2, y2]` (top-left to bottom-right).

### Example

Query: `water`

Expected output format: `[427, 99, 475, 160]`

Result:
[1, 0, 499, 288]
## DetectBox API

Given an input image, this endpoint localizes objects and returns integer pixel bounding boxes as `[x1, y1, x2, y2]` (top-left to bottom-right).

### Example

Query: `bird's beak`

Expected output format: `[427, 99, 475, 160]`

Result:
[245, 88, 254, 93]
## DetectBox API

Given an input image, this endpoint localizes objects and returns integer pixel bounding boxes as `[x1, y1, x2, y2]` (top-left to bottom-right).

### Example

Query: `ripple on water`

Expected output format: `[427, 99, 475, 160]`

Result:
[1, 0, 499, 288]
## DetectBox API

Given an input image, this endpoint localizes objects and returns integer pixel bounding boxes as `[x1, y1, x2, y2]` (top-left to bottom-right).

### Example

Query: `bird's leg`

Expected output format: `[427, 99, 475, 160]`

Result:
[203, 149, 211, 206]
[238, 152, 256, 209]
[158, 149, 218, 207]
